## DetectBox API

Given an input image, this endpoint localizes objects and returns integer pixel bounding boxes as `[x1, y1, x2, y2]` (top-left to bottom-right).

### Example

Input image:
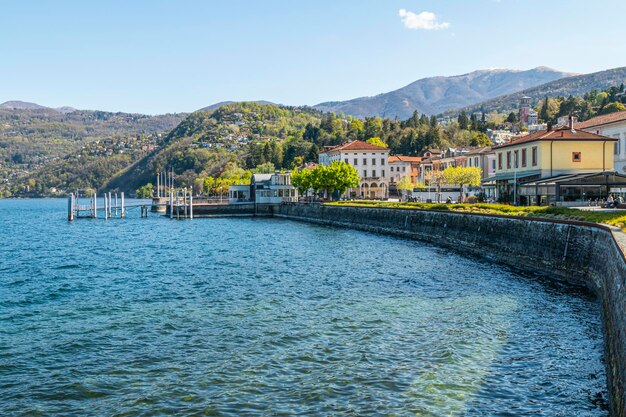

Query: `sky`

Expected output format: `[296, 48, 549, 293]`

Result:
[1, 0, 625, 114]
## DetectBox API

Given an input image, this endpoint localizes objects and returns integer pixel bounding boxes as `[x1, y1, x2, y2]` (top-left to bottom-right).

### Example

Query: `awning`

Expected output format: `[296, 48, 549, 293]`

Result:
[482, 169, 542, 184]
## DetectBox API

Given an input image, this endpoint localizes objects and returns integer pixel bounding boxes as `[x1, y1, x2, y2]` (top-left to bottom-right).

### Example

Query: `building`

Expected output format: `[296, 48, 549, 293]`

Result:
[576, 111, 626, 173]
[489, 118, 617, 205]
[388, 155, 422, 184]
[228, 171, 298, 204]
[519, 96, 532, 125]
[318, 140, 390, 199]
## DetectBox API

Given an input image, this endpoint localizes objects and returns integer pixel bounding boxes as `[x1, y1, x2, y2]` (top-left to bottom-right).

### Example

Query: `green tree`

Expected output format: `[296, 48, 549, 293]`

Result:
[396, 176, 414, 201]
[469, 132, 492, 147]
[458, 111, 469, 130]
[442, 166, 481, 203]
[598, 101, 626, 115]
[136, 183, 154, 198]
[291, 168, 313, 196]
[366, 137, 388, 148]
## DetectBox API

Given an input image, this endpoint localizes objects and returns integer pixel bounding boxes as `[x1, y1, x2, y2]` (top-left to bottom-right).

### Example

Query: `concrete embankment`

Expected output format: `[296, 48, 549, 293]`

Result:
[275, 203, 626, 417]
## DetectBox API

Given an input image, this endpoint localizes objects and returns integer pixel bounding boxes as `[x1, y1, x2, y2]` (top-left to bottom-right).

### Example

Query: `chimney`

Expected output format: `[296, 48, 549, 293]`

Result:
[569, 115, 576, 133]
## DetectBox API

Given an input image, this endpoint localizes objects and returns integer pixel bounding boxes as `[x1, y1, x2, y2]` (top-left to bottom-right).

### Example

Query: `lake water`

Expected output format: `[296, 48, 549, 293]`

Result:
[0, 199, 608, 416]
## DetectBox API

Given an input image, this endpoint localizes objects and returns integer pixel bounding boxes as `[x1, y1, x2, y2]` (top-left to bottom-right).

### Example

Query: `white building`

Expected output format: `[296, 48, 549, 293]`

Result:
[577, 112, 626, 173]
[228, 171, 298, 204]
[318, 140, 390, 199]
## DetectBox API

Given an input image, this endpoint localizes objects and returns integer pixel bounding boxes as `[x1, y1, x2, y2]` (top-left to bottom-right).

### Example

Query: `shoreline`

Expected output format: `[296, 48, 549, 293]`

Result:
[275, 203, 626, 417]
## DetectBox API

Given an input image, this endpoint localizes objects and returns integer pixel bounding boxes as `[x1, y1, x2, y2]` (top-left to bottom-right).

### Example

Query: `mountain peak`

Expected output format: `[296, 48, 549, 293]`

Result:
[0, 100, 50, 110]
[314, 67, 574, 119]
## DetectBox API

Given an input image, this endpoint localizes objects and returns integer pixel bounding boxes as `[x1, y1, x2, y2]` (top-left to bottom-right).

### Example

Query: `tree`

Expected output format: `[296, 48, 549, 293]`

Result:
[442, 166, 481, 203]
[396, 176, 414, 201]
[469, 132, 492, 147]
[348, 119, 364, 139]
[136, 183, 154, 198]
[291, 168, 313, 197]
[424, 170, 446, 203]
[366, 137, 388, 148]
[300, 162, 359, 200]
[458, 111, 469, 130]
[506, 112, 517, 123]
[598, 101, 626, 116]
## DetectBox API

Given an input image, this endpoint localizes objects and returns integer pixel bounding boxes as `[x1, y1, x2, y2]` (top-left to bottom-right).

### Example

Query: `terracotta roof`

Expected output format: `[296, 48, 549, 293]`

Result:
[388, 155, 422, 163]
[319, 140, 389, 153]
[493, 126, 616, 150]
[465, 146, 492, 155]
[575, 111, 626, 129]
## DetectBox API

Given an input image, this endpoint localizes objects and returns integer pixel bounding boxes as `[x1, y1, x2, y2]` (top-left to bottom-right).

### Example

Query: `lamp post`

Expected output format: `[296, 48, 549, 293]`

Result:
[513, 152, 518, 206]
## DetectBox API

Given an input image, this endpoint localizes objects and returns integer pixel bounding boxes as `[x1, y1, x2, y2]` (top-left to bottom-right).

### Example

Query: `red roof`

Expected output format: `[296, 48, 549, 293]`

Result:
[389, 155, 422, 163]
[575, 111, 626, 129]
[493, 126, 616, 150]
[320, 140, 388, 153]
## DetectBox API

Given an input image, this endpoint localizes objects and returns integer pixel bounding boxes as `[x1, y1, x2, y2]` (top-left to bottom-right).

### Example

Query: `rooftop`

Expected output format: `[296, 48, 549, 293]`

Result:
[320, 140, 389, 153]
[575, 111, 626, 129]
[388, 155, 422, 163]
[493, 125, 616, 150]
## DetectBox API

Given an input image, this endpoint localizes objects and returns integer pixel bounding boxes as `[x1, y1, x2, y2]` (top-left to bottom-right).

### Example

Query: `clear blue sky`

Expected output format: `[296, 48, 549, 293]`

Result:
[1, 0, 624, 114]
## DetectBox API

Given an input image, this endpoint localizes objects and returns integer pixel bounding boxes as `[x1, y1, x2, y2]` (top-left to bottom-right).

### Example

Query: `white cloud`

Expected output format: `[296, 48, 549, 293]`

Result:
[398, 9, 450, 30]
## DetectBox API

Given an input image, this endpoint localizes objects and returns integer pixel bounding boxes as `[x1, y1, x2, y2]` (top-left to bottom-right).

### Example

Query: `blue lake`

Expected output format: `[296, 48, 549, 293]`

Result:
[0, 199, 608, 416]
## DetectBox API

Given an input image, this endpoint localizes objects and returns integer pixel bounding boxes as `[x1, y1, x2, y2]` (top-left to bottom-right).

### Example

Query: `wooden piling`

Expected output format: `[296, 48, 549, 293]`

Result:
[169, 191, 174, 219]
[190, 193, 193, 219]
[104, 194, 108, 220]
[120, 192, 125, 218]
[68, 193, 74, 221]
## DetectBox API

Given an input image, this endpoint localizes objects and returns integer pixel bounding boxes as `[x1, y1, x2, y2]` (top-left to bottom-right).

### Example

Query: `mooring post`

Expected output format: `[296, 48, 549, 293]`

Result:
[108, 192, 112, 217]
[183, 188, 187, 218]
[114, 193, 118, 216]
[104, 194, 108, 220]
[169, 191, 174, 219]
[94, 193, 98, 219]
[68, 193, 74, 221]
[190, 193, 193, 219]
[120, 192, 125, 218]
[156, 172, 160, 198]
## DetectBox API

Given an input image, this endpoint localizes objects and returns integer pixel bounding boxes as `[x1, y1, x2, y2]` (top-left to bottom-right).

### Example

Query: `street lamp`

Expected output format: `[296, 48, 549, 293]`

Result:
[513, 152, 518, 206]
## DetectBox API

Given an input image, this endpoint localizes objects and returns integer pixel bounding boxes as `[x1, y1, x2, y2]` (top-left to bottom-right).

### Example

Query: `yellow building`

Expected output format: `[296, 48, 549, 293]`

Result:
[489, 122, 619, 205]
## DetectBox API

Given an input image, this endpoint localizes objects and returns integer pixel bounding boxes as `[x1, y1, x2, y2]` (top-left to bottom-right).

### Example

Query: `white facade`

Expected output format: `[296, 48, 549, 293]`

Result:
[319, 142, 390, 199]
[389, 160, 411, 183]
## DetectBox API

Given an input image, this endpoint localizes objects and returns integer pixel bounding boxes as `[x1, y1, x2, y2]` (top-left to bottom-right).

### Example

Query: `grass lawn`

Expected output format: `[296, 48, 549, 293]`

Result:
[325, 201, 626, 230]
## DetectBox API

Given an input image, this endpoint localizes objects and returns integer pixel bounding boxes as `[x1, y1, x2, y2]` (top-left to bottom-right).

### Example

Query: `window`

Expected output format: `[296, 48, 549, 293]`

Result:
[402, 167, 406, 172]
[391, 167, 394, 172]
[498, 153, 502, 170]
[514, 150, 519, 168]
[354, 158, 358, 165]
[372, 158, 376, 165]
[572, 152, 582, 162]
[492, 160, 496, 170]
[614, 135, 620, 155]
[521, 149, 527, 167]
[381, 158, 386, 165]
[363, 170, 367, 178]
[344, 158, 348, 164]
[372, 170, 377, 178]
[475, 157, 478, 167]
[382, 170, 385, 177]
[507, 151, 511, 169]
[532, 146, 538, 166]
[363, 158, 367, 165]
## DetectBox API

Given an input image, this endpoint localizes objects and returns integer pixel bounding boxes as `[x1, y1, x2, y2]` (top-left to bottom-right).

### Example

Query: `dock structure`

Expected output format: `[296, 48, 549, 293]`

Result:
[67, 189, 127, 221]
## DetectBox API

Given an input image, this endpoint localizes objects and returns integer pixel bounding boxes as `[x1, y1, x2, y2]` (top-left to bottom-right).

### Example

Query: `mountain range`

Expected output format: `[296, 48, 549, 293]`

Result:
[452, 66, 626, 115]
[312, 67, 577, 119]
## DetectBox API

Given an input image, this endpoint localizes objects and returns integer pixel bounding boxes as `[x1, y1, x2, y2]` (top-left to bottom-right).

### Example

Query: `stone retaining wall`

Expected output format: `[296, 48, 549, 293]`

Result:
[276, 203, 626, 417]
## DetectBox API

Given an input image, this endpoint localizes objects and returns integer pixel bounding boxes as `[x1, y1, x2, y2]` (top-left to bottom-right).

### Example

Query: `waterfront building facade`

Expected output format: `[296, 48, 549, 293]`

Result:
[489, 119, 617, 204]
[228, 171, 298, 204]
[318, 140, 390, 199]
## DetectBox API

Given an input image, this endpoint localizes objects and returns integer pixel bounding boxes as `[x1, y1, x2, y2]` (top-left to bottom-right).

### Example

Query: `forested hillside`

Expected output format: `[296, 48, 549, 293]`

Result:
[0, 107, 185, 196]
